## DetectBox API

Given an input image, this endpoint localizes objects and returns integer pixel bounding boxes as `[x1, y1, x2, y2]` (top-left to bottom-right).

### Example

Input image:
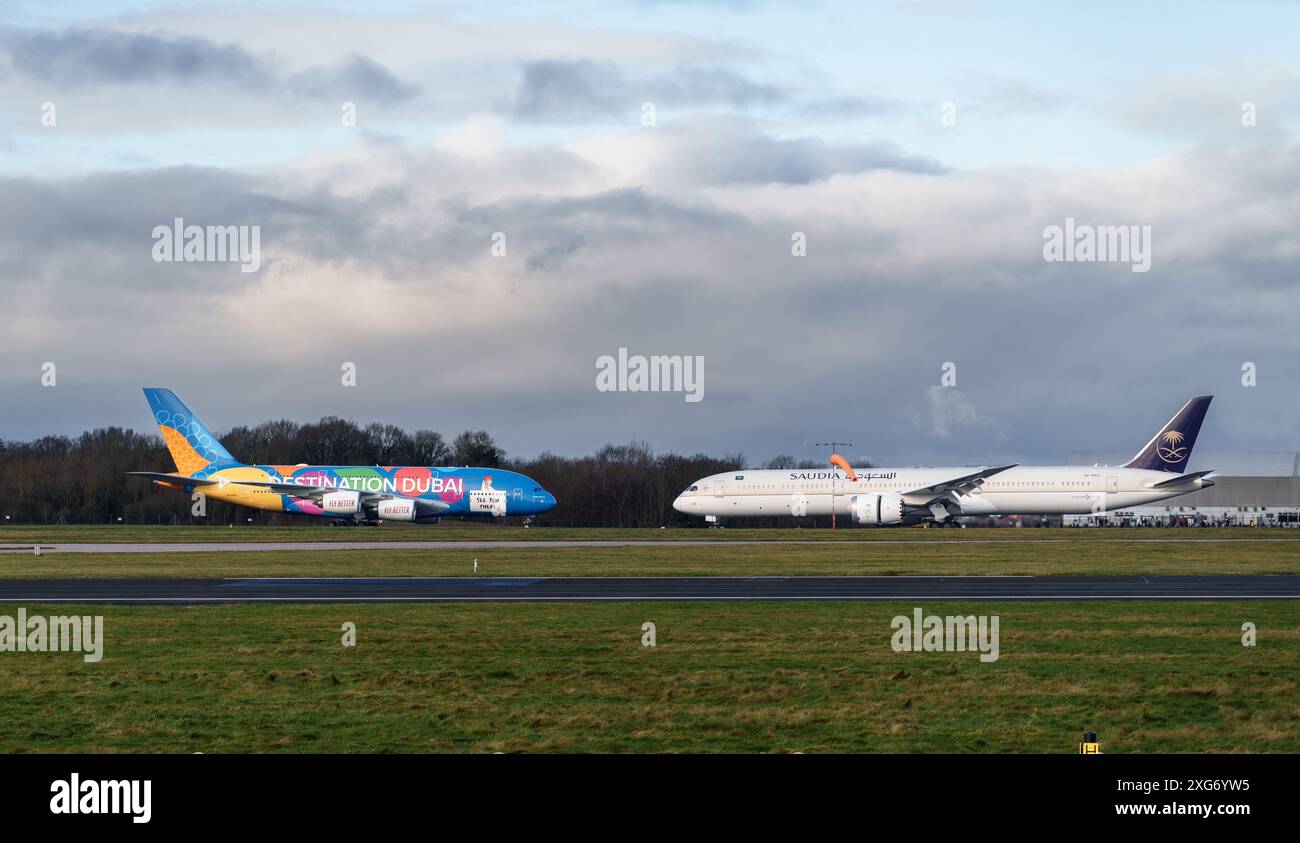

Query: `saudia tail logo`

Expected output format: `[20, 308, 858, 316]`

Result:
[1157, 430, 1187, 463]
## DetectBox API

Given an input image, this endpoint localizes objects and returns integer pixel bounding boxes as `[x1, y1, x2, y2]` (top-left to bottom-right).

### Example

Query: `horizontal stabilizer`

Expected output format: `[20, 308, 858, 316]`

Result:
[1151, 470, 1215, 489]
[126, 471, 219, 486]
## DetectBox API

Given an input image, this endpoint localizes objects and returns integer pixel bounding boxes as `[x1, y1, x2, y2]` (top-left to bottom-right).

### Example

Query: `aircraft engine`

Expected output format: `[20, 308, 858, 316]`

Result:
[320, 490, 363, 515]
[849, 493, 904, 526]
[374, 498, 417, 522]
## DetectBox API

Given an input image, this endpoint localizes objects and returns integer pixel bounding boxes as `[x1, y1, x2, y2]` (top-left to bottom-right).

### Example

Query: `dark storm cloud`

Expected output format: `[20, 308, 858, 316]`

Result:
[667, 121, 945, 183]
[1, 129, 1298, 463]
[0, 26, 417, 102]
[286, 54, 417, 104]
[385, 185, 753, 286]
[0, 158, 749, 299]
[463, 185, 743, 229]
[0, 165, 414, 313]
[510, 59, 785, 120]
[509, 59, 903, 124]
[795, 93, 903, 119]
[525, 234, 586, 272]
[0, 26, 265, 85]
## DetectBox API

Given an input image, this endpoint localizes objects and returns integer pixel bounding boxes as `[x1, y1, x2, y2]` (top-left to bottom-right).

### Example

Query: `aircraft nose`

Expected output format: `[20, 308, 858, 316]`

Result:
[672, 495, 686, 513]
[541, 490, 557, 511]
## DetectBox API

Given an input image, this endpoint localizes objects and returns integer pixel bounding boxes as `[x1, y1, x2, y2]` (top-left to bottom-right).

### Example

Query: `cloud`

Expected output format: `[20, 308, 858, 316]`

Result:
[286, 54, 418, 104]
[0, 18, 894, 141]
[510, 59, 786, 120]
[922, 386, 1002, 441]
[1104, 70, 1300, 138]
[507, 58, 901, 124]
[525, 233, 587, 272]
[0, 26, 265, 85]
[659, 119, 944, 183]
[2, 115, 1299, 463]
[0, 26, 416, 102]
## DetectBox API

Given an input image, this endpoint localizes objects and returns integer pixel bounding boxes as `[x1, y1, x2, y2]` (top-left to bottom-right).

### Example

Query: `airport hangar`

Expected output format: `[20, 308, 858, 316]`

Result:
[1062, 451, 1300, 527]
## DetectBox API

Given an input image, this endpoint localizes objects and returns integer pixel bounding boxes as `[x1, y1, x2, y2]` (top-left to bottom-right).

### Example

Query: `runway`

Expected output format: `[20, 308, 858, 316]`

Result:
[0, 575, 1298, 603]
[2, 536, 1298, 554]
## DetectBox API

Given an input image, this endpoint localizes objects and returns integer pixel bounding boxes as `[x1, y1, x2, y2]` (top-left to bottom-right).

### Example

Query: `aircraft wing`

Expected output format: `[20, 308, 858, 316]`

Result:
[222, 480, 344, 497]
[129, 473, 341, 496]
[230, 480, 452, 513]
[126, 471, 220, 486]
[128, 473, 450, 514]
[898, 464, 1017, 505]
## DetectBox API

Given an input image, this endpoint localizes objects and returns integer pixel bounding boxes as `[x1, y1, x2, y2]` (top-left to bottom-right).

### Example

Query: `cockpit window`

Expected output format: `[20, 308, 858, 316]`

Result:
[688, 485, 698, 492]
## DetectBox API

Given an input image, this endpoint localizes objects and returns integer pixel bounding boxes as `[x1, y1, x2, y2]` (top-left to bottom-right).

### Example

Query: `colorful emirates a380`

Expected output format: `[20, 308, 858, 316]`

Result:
[128, 389, 556, 524]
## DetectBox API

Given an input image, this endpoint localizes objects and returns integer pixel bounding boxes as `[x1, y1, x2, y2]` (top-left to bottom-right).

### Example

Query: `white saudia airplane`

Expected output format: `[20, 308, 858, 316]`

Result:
[673, 396, 1214, 526]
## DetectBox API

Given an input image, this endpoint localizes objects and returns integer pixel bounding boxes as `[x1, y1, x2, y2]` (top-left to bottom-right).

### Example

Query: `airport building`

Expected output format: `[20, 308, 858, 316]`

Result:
[1062, 451, 1300, 526]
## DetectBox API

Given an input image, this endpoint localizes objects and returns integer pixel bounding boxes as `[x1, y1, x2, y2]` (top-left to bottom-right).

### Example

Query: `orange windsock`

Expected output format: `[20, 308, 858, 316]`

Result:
[829, 454, 857, 481]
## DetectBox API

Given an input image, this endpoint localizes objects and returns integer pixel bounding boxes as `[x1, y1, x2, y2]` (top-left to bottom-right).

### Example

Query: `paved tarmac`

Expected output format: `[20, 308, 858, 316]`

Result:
[1, 537, 1297, 554]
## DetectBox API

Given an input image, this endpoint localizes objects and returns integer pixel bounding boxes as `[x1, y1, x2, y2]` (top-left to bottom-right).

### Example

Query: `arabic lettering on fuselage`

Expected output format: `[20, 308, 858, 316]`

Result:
[787, 471, 898, 481]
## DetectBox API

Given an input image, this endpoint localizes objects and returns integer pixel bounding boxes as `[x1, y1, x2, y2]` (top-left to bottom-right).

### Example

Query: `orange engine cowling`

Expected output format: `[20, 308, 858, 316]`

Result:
[849, 493, 903, 526]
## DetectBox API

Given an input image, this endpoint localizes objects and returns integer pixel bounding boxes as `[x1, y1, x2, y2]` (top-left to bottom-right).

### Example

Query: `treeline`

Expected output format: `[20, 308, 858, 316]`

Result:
[0, 420, 849, 527]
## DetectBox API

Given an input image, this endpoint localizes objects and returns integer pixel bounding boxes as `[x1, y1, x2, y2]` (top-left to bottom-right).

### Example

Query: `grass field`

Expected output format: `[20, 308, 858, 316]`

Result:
[4, 524, 1298, 544]
[1, 600, 1296, 753]
[2, 526, 1297, 753]
[2, 538, 1300, 579]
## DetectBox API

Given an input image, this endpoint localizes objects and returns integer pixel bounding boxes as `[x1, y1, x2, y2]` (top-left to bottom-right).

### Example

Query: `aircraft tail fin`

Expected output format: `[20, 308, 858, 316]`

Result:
[143, 388, 239, 475]
[1125, 395, 1212, 473]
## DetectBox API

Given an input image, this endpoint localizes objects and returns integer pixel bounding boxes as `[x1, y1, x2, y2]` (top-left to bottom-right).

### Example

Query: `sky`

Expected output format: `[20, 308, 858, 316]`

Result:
[1, 0, 1298, 468]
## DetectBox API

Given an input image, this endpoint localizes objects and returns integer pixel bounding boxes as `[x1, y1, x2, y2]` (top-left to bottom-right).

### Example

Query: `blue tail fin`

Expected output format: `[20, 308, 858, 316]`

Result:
[143, 388, 238, 475]
[1125, 395, 1212, 473]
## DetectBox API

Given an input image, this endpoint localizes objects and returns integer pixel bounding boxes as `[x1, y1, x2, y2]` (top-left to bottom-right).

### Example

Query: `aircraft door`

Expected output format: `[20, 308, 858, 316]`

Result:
[712, 480, 725, 497]
[1107, 476, 1118, 494]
